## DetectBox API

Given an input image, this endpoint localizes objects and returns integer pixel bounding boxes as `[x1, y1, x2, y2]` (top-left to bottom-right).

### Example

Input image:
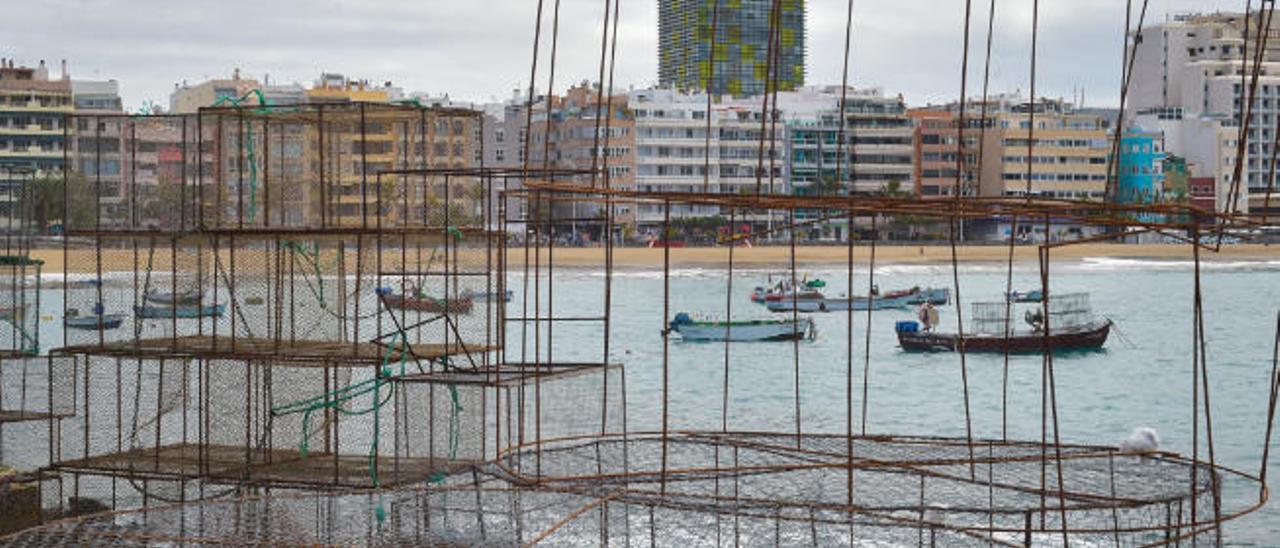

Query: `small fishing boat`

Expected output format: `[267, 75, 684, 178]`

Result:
[750, 274, 826, 303]
[144, 289, 203, 306]
[669, 313, 814, 342]
[463, 289, 514, 303]
[378, 290, 474, 314]
[135, 304, 225, 319]
[65, 314, 125, 330]
[896, 319, 1112, 352]
[767, 286, 948, 313]
[905, 287, 951, 305]
[897, 292, 1110, 352]
[1007, 289, 1044, 303]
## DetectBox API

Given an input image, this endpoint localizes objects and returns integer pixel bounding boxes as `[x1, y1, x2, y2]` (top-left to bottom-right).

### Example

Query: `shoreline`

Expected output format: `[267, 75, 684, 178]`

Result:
[20, 243, 1280, 273]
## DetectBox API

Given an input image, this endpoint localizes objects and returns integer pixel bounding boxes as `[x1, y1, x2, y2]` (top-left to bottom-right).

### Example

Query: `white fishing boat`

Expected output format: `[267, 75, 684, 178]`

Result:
[767, 286, 949, 312]
[669, 313, 814, 342]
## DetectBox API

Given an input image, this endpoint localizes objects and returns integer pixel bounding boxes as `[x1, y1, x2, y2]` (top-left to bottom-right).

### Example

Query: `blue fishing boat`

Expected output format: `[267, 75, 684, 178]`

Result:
[144, 289, 203, 306]
[65, 304, 125, 330]
[65, 314, 125, 330]
[905, 287, 951, 305]
[135, 304, 225, 319]
[1007, 289, 1044, 303]
[463, 289, 514, 303]
[669, 313, 814, 342]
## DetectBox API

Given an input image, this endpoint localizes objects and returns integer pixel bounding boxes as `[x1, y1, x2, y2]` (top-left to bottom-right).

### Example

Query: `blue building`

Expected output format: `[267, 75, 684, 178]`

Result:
[1116, 130, 1166, 205]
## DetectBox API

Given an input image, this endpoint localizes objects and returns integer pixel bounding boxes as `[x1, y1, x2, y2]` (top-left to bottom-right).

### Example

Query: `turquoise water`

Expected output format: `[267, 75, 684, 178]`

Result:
[510, 257, 1280, 544]
[3, 256, 1278, 542]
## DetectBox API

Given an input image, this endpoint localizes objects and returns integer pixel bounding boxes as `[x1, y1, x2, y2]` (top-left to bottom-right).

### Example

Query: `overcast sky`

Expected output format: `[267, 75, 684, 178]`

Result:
[1, 0, 1246, 111]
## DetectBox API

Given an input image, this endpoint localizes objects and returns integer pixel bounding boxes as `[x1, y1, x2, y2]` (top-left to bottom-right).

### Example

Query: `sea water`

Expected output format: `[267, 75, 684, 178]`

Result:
[508, 257, 1280, 544]
[3, 256, 1278, 543]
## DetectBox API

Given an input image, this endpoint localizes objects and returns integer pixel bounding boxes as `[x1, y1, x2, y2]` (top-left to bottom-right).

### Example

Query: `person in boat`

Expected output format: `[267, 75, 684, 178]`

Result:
[918, 302, 937, 332]
[871, 284, 880, 297]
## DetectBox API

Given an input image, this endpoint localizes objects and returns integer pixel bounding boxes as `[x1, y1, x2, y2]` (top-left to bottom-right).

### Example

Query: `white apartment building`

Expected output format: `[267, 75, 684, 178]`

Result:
[631, 88, 722, 228]
[1130, 12, 1280, 213]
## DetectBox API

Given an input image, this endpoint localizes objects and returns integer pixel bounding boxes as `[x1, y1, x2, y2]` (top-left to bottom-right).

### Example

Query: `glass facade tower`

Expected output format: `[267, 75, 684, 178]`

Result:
[658, 0, 806, 96]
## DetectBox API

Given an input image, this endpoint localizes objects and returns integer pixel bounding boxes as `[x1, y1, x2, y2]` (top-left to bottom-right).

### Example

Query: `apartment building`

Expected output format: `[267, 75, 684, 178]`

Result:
[69, 78, 129, 226]
[1129, 12, 1280, 213]
[907, 109, 982, 197]
[779, 87, 914, 198]
[960, 97, 1110, 201]
[630, 87, 719, 231]
[170, 69, 263, 113]
[522, 84, 635, 239]
[0, 59, 72, 226]
[1115, 130, 1167, 206]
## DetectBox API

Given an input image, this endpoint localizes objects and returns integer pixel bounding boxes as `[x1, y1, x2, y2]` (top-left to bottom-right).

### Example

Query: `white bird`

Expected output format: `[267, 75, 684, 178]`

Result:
[1119, 427, 1160, 455]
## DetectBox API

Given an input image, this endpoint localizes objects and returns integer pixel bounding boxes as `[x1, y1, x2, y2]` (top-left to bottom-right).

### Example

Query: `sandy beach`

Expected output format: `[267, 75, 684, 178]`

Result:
[23, 243, 1280, 273]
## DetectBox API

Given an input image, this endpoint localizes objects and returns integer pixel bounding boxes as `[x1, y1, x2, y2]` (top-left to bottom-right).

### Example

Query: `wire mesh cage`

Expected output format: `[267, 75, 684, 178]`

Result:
[0, 429, 1263, 547]
[970, 293, 1094, 336]
[0, 356, 75, 427]
[0, 261, 41, 358]
[489, 431, 1261, 546]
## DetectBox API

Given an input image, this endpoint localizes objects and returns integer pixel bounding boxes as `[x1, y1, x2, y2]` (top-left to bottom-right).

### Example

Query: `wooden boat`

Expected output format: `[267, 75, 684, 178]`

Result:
[463, 289, 514, 303]
[1007, 289, 1044, 303]
[135, 304, 225, 319]
[144, 289, 203, 306]
[767, 286, 947, 313]
[65, 314, 125, 330]
[896, 319, 1112, 352]
[899, 292, 1110, 352]
[381, 293, 474, 314]
[905, 287, 951, 305]
[750, 275, 826, 303]
[669, 313, 814, 342]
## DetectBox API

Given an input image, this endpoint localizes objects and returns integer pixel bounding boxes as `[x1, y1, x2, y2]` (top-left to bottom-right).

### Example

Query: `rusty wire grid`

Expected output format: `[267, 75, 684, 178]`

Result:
[4, 0, 1280, 544]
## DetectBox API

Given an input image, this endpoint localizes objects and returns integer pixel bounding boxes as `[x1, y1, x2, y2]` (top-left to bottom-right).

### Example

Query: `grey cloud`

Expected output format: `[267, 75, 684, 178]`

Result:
[0, 0, 1246, 109]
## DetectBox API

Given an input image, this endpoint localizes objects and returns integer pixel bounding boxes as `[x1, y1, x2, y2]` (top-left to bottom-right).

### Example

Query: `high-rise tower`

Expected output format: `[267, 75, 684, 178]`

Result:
[658, 0, 806, 96]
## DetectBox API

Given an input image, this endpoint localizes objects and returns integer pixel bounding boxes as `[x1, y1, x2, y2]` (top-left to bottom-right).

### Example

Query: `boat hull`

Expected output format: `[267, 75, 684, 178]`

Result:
[144, 291, 203, 306]
[382, 294, 474, 314]
[897, 320, 1112, 353]
[767, 293, 916, 312]
[905, 287, 950, 305]
[464, 290, 513, 303]
[135, 304, 225, 319]
[65, 314, 125, 330]
[673, 319, 812, 342]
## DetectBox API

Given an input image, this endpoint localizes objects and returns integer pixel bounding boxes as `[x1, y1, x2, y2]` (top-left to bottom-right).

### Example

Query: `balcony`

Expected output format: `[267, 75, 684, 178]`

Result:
[0, 124, 62, 136]
[2, 101, 73, 113]
[0, 147, 63, 158]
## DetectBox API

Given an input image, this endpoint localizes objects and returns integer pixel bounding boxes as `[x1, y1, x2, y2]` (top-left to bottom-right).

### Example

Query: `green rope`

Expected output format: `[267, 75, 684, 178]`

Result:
[269, 322, 465, 522]
[210, 89, 268, 223]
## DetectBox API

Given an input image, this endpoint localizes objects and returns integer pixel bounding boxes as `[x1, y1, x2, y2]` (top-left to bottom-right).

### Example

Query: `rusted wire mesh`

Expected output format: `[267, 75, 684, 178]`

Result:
[1, 432, 1261, 546]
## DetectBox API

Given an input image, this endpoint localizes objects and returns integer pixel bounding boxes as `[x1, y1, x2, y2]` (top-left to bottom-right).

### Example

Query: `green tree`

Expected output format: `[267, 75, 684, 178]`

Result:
[812, 173, 843, 197]
[878, 178, 911, 198]
[29, 171, 96, 231]
[139, 182, 190, 229]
